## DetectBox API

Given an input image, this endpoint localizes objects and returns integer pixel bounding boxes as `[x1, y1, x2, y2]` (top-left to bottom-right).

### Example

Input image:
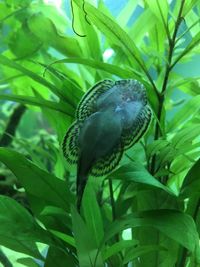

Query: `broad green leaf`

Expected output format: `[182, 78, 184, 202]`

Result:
[104, 210, 199, 253]
[17, 258, 41, 267]
[50, 230, 75, 248]
[171, 125, 200, 149]
[44, 57, 142, 80]
[71, 206, 103, 267]
[82, 180, 104, 247]
[155, 144, 176, 169]
[0, 93, 74, 117]
[0, 55, 69, 101]
[123, 245, 167, 264]
[44, 246, 77, 267]
[0, 148, 74, 212]
[102, 240, 138, 260]
[0, 196, 51, 259]
[167, 95, 200, 131]
[8, 23, 42, 59]
[180, 158, 200, 197]
[28, 13, 82, 57]
[107, 162, 173, 195]
[146, 140, 169, 157]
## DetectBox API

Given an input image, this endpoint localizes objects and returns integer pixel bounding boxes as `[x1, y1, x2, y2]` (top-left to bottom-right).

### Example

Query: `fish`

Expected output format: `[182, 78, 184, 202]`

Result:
[62, 79, 152, 211]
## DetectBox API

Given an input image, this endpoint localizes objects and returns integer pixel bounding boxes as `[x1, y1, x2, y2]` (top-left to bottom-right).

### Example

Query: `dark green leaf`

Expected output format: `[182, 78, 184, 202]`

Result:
[83, 181, 104, 247]
[107, 162, 174, 194]
[0, 148, 74, 212]
[104, 210, 199, 253]
[0, 93, 74, 117]
[123, 245, 167, 264]
[0, 196, 51, 259]
[102, 240, 138, 260]
[17, 257, 41, 267]
[44, 246, 77, 267]
[181, 158, 200, 197]
[71, 206, 104, 267]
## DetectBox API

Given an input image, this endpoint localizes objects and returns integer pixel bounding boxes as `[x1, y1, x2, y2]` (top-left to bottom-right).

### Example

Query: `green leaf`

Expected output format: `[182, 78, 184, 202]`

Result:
[71, 207, 95, 267]
[0, 93, 74, 117]
[17, 257, 41, 267]
[0, 55, 70, 101]
[129, 8, 156, 46]
[171, 31, 200, 68]
[71, 206, 104, 267]
[71, 1, 101, 61]
[123, 245, 167, 264]
[145, 0, 169, 28]
[0, 196, 51, 259]
[171, 124, 200, 149]
[73, 0, 157, 94]
[146, 140, 169, 157]
[107, 162, 174, 195]
[117, 0, 137, 27]
[8, 23, 42, 59]
[50, 230, 75, 247]
[44, 246, 77, 267]
[102, 240, 138, 260]
[0, 148, 74, 213]
[82, 180, 104, 247]
[105, 210, 199, 253]
[167, 95, 200, 132]
[181, 157, 200, 197]
[28, 13, 82, 57]
[44, 57, 143, 80]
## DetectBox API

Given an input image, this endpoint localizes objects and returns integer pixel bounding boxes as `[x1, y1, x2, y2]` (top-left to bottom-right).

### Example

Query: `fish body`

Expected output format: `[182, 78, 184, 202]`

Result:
[62, 79, 152, 211]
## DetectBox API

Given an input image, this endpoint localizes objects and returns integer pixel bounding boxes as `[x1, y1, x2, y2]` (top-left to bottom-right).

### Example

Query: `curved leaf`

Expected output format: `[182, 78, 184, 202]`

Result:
[0, 93, 74, 117]
[104, 209, 199, 253]
[0, 196, 52, 258]
[107, 162, 174, 195]
[0, 148, 74, 212]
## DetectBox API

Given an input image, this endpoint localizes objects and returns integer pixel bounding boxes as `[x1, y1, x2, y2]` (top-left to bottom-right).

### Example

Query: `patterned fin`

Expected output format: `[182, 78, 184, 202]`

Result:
[62, 121, 83, 164]
[90, 142, 123, 177]
[121, 105, 152, 150]
[76, 79, 114, 120]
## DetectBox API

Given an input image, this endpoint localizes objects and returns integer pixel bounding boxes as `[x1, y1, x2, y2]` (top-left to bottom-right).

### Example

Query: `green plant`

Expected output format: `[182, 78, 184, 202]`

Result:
[0, 0, 200, 266]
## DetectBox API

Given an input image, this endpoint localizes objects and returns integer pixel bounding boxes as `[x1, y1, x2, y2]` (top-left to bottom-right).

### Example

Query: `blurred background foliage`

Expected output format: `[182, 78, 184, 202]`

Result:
[0, 0, 200, 267]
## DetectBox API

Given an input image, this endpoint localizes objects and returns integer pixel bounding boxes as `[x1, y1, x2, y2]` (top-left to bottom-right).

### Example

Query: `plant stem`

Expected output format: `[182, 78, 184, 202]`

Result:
[176, 197, 200, 267]
[108, 178, 116, 221]
[0, 104, 26, 147]
[150, 0, 185, 175]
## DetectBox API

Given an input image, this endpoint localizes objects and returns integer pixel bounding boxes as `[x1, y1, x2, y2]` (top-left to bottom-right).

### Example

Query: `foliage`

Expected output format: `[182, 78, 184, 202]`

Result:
[0, 0, 200, 266]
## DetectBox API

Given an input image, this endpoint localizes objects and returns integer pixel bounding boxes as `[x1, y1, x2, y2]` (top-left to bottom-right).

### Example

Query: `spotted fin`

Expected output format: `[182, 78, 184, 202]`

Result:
[76, 79, 114, 120]
[90, 142, 123, 177]
[121, 105, 152, 150]
[62, 121, 83, 164]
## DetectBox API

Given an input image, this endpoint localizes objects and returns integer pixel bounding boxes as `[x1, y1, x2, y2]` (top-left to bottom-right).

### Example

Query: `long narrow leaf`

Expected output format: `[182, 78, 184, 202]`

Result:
[44, 57, 142, 80]
[0, 93, 74, 117]
[0, 55, 68, 100]
[73, 0, 158, 97]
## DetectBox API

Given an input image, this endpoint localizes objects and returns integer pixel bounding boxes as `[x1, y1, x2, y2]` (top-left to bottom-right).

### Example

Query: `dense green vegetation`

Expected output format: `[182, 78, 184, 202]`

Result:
[0, 0, 200, 266]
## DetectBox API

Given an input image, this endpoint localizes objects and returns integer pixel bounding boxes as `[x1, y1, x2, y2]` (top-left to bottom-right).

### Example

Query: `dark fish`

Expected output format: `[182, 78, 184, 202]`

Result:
[62, 79, 152, 211]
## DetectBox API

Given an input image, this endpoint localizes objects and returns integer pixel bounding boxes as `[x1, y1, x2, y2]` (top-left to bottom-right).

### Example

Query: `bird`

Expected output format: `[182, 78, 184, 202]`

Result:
[62, 79, 152, 211]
